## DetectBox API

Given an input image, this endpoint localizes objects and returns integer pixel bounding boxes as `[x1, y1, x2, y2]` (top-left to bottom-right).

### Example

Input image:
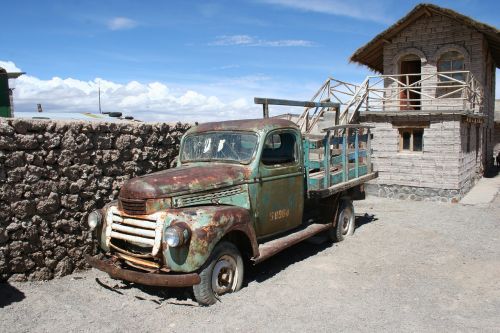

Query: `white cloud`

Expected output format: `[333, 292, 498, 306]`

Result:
[210, 35, 316, 47]
[210, 64, 240, 71]
[263, 39, 315, 47]
[259, 0, 391, 24]
[0, 60, 22, 72]
[107, 17, 138, 31]
[4, 60, 267, 122]
[212, 35, 254, 46]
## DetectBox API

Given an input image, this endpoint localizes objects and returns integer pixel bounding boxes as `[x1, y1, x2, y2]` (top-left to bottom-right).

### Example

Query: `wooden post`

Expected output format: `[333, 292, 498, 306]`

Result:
[342, 128, 348, 182]
[324, 131, 331, 189]
[367, 128, 372, 173]
[354, 128, 359, 178]
[263, 103, 269, 118]
[305, 110, 309, 132]
[304, 138, 310, 190]
[334, 105, 340, 126]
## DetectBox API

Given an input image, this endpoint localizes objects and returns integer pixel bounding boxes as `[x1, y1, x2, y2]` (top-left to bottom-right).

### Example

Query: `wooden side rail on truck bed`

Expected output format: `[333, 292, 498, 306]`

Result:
[303, 124, 377, 198]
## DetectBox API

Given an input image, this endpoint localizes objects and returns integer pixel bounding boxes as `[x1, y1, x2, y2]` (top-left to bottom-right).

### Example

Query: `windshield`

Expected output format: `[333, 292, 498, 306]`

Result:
[181, 131, 258, 164]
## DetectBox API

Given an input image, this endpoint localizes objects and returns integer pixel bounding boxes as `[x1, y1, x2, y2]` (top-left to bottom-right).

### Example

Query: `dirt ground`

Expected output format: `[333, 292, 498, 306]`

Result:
[1, 195, 499, 332]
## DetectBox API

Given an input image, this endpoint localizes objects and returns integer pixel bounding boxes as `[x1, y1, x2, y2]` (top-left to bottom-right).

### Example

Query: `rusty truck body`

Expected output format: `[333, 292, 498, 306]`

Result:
[86, 117, 377, 305]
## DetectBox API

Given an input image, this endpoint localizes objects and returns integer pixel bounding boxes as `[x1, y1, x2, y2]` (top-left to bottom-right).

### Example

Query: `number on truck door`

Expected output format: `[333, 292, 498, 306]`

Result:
[254, 130, 304, 237]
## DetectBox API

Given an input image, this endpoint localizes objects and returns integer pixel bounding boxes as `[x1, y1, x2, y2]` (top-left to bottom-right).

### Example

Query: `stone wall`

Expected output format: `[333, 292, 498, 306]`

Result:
[365, 183, 462, 203]
[458, 121, 483, 191]
[0, 118, 190, 282]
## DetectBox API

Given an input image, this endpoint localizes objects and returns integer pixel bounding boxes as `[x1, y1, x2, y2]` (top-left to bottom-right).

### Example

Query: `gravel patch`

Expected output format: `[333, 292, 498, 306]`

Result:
[1, 196, 499, 332]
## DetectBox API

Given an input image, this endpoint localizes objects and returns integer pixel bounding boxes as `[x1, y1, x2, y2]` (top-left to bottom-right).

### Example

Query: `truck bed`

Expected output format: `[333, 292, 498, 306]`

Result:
[303, 124, 378, 199]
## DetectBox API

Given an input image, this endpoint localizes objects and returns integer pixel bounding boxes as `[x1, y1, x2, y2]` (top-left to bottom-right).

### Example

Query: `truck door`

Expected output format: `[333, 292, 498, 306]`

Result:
[255, 130, 304, 237]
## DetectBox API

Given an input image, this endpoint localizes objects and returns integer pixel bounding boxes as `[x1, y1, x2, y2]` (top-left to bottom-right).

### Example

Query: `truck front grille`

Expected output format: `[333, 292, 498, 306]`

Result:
[173, 187, 244, 207]
[105, 206, 164, 256]
[119, 197, 146, 215]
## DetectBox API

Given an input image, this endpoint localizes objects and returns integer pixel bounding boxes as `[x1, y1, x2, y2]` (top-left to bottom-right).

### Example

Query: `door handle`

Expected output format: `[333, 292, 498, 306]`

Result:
[254, 175, 263, 184]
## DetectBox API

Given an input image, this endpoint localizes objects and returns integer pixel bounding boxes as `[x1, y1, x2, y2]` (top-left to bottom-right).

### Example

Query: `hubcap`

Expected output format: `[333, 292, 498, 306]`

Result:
[341, 208, 353, 235]
[211, 255, 238, 295]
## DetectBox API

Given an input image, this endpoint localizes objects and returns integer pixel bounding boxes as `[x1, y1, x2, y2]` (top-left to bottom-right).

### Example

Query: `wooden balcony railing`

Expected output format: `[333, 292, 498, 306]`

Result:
[298, 71, 484, 130]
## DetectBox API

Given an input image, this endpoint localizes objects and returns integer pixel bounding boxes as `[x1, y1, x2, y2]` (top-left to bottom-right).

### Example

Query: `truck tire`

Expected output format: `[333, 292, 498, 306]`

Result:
[331, 200, 355, 242]
[193, 241, 244, 306]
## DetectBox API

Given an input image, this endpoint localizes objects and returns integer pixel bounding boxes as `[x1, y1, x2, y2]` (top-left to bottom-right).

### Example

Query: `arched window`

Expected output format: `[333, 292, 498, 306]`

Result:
[438, 51, 465, 81]
[437, 51, 465, 97]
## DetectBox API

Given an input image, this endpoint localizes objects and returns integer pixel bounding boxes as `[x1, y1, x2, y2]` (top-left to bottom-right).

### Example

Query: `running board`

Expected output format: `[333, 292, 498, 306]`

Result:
[254, 223, 332, 264]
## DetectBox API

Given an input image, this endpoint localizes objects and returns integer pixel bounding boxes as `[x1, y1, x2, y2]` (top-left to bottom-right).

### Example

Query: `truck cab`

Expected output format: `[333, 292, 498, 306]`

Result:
[86, 118, 377, 305]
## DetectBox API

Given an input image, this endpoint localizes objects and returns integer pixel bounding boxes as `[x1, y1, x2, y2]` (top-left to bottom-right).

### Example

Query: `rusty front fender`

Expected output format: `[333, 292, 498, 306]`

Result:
[162, 205, 258, 273]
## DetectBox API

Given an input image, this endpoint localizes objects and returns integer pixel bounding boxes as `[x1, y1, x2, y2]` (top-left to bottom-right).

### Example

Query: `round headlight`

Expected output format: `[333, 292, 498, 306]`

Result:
[165, 225, 190, 247]
[165, 227, 181, 247]
[88, 211, 102, 231]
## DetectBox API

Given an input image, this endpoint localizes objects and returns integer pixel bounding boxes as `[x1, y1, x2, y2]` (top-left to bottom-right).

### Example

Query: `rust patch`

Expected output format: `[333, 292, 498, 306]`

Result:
[192, 118, 298, 133]
[85, 255, 200, 287]
[164, 206, 259, 271]
[114, 252, 160, 269]
[119, 164, 253, 200]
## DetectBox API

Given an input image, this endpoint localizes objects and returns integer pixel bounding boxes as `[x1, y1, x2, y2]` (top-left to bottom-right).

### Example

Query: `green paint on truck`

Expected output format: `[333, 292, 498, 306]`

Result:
[87, 118, 377, 305]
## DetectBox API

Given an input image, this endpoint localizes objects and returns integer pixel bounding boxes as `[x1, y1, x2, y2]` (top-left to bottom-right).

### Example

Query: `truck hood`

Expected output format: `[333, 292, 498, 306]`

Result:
[119, 164, 252, 199]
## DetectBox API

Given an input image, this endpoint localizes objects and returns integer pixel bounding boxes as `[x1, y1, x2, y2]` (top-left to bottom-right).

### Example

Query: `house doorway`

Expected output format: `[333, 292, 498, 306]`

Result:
[399, 55, 421, 110]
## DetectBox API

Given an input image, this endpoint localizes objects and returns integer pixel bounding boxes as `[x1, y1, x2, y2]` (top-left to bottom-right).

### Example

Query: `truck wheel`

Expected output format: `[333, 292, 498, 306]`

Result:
[331, 200, 355, 242]
[193, 241, 244, 306]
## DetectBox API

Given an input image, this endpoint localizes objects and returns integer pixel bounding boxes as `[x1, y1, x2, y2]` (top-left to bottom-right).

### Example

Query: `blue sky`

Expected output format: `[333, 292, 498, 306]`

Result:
[1, 0, 499, 121]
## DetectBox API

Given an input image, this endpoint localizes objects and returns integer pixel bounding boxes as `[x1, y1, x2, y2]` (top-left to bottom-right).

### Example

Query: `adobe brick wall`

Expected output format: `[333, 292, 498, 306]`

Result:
[0, 118, 190, 282]
[362, 114, 481, 202]
[374, 12, 494, 195]
[459, 121, 483, 191]
[382, 14, 487, 110]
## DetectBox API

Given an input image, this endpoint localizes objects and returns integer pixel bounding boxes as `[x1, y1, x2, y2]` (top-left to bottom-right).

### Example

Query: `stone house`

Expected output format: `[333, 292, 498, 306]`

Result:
[344, 4, 499, 201]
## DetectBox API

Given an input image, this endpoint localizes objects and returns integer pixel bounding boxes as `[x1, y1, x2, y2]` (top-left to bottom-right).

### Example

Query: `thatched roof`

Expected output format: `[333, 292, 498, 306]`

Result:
[350, 3, 500, 73]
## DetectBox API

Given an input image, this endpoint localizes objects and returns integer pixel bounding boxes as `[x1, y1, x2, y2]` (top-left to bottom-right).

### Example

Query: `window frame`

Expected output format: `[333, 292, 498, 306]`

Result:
[398, 128, 424, 153]
[179, 130, 259, 165]
[437, 51, 465, 78]
[437, 51, 466, 98]
[260, 129, 299, 168]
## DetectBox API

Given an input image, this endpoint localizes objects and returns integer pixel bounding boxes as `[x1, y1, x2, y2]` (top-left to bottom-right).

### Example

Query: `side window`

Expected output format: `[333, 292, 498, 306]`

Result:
[261, 132, 297, 166]
[437, 51, 465, 98]
[399, 128, 424, 152]
[438, 51, 465, 79]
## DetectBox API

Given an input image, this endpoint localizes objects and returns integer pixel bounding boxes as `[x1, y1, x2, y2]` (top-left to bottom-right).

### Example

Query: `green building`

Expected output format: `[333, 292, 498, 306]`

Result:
[0, 67, 24, 118]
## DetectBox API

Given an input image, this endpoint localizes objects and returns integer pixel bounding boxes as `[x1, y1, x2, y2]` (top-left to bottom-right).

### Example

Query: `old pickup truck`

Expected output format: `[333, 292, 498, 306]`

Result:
[86, 117, 377, 305]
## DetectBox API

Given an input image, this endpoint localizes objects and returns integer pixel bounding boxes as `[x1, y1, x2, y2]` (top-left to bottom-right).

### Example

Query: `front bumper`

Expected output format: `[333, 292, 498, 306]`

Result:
[85, 255, 201, 287]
